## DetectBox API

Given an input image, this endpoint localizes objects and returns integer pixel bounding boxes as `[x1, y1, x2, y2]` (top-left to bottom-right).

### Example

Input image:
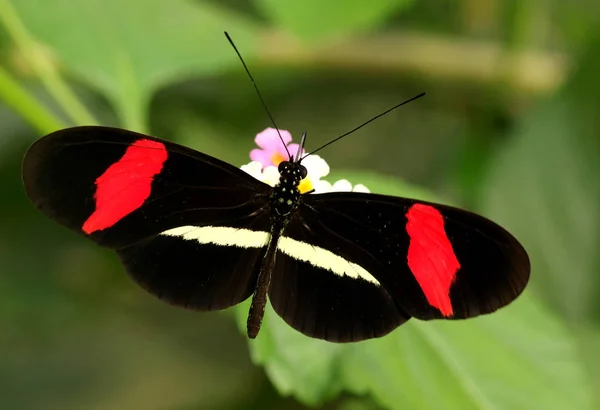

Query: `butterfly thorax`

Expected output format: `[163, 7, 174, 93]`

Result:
[269, 160, 307, 218]
[248, 160, 307, 338]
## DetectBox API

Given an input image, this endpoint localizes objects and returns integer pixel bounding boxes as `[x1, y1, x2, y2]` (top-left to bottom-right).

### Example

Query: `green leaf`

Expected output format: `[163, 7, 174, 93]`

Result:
[255, 0, 414, 42]
[10, 0, 260, 131]
[235, 171, 591, 409]
[237, 288, 591, 409]
[342, 296, 592, 410]
[479, 31, 600, 407]
[234, 300, 345, 405]
[480, 32, 600, 322]
[576, 325, 600, 409]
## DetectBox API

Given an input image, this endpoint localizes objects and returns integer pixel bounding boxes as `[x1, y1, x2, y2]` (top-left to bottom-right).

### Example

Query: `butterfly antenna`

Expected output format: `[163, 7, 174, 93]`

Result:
[225, 31, 291, 159]
[295, 131, 307, 162]
[301, 92, 426, 160]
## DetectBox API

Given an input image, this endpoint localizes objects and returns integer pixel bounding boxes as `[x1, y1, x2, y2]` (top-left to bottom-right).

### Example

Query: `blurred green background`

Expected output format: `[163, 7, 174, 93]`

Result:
[1, 0, 599, 409]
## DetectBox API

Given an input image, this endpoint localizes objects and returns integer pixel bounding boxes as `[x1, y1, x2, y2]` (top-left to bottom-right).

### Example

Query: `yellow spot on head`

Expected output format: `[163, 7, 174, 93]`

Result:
[271, 152, 286, 166]
[298, 178, 313, 194]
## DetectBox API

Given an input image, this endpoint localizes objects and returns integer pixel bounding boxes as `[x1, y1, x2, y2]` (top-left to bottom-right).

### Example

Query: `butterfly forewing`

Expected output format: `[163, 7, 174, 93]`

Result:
[22, 126, 271, 249]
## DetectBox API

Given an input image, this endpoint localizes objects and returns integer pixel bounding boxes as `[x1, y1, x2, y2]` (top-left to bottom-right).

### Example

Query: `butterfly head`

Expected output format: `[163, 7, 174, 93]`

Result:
[277, 160, 307, 187]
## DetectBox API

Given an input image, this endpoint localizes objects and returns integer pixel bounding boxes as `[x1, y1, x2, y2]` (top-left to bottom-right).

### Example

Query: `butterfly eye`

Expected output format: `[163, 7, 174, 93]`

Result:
[299, 165, 307, 179]
[278, 161, 287, 173]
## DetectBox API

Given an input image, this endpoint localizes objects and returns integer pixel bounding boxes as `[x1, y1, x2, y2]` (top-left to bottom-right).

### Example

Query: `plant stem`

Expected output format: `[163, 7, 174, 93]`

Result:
[258, 30, 568, 95]
[0, 65, 65, 133]
[0, 0, 98, 126]
[114, 51, 148, 133]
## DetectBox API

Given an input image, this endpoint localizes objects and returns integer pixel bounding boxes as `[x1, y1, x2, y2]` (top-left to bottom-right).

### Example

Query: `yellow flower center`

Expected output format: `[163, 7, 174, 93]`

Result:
[298, 178, 313, 194]
[271, 152, 286, 166]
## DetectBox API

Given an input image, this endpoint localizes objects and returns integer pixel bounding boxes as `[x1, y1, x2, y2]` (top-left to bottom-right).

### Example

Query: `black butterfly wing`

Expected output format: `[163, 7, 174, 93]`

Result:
[116, 219, 270, 311]
[269, 214, 410, 342]
[23, 126, 272, 248]
[22, 126, 272, 310]
[268, 191, 529, 341]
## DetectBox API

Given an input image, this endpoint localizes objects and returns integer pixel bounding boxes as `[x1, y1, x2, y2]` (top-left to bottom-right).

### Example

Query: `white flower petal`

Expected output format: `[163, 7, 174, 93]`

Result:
[352, 183, 370, 193]
[242, 154, 369, 197]
[331, 179, 352, 192]
[262, 165, 280, 186]
[301, 155, 330, 179]
[312, 180, 333, 193]
[240, 161, 264, 180]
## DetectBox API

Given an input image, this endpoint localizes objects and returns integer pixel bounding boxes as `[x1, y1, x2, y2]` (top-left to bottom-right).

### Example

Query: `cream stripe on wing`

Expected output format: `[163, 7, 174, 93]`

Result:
[161, 225, 270, 248]
[160, 226, 380, 286]
[277, 236, 380, 285]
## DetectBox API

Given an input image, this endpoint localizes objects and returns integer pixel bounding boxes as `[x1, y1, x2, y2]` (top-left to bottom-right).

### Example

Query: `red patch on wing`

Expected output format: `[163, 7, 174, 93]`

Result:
[82, 139, 168, 234]
[405, 204, 460, 316]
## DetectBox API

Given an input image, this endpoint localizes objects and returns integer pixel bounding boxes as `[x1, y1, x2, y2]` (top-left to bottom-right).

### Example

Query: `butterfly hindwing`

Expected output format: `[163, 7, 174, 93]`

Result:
[292, 192, 530, 322]
[117, 217, 271, 311]
[22, 126, 271, 249]
[268, 215, 410, 342]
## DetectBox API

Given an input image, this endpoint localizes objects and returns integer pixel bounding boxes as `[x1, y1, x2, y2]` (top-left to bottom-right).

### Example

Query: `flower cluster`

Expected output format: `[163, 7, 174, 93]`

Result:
[240, 128, 369, 194]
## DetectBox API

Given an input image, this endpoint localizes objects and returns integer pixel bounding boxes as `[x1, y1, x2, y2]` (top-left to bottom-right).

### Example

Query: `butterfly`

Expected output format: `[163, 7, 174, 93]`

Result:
[21, 122, 530, 343]
[20, 31, 529, 342]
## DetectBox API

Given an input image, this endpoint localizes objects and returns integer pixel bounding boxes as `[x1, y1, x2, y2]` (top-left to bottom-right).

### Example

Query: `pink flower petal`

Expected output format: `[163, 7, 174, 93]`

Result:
[250, 148, 273, 167]
[287, 143, 305, 160]
[255, 128, 292, 151]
